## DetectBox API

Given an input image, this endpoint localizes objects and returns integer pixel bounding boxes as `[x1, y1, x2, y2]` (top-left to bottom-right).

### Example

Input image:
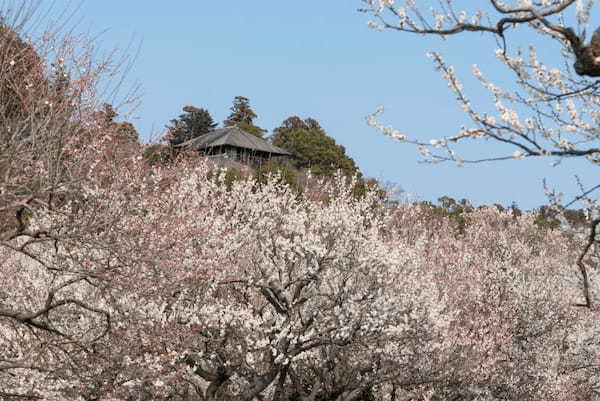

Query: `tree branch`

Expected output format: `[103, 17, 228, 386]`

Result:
[575, 218, 600, 308]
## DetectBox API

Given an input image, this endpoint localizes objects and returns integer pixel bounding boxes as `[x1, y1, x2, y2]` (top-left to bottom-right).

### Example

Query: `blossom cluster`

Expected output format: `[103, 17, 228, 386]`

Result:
[363, 1, 600, 169]
[3, 136, 599, 399]
[3, 2, 600, 400]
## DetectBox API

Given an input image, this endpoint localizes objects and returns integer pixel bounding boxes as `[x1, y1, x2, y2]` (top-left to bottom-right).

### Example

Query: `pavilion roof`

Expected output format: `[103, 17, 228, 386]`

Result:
[176, 126, 292, 156]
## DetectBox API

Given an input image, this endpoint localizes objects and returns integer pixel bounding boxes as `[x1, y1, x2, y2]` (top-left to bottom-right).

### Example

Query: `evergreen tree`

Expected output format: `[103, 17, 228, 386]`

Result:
[272, 116, 359, 176]
[143, 143, 172, 166]
[253, 160, 302, 194]
[97, 103, 140, 142]
[117, 121, 139, 142]
[167, 105, 217, 147]
[272, 116, 323, 149]
[224, 96, 265, 138]
[234, 121, 266, 139]
[224, 96, 257, 125]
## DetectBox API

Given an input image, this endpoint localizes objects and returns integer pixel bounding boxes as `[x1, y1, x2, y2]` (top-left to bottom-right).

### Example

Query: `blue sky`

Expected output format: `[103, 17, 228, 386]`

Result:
[45, 1, 598, 209]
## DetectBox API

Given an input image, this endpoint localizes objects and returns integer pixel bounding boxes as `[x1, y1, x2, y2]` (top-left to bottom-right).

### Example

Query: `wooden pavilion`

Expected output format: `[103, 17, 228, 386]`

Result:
[175, 126, 292, 165]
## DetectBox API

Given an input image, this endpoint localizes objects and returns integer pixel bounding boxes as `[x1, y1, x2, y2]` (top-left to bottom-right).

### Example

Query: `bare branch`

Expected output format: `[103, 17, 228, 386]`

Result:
[575, 218, 600, 307]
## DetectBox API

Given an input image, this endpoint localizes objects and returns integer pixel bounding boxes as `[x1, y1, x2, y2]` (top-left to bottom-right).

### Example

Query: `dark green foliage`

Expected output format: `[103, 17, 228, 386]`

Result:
[234, 120, 265, 138]
[253, 160, 302, 194]
[533, 206, 587, 230]
[143, 144, 172, 166]
[97, 103, 140, 142]
[167, 105, 217, 147]
[564, 208, 588, 228]
[272, 116, 359, 177]
[509, 202, 523, 218]
[490, 202, 522, 219]
[117, 121, 139, 142]
[534, 207, 561, 230]
[224, 96, 257, 125]
[272, 116, 323, 148]
[223, 168, 244, 190]
[418, 196, 473, 235]
[224, 96, 265, 138]
[205, 167, 246, 191]
[352, 177, 386, 200]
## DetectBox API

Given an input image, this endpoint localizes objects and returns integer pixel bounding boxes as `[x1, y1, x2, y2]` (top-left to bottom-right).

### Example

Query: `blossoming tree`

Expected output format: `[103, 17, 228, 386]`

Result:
[7, 155, 591, 399]
[361, 0, 600, 307]
[5, 2, 600, 400]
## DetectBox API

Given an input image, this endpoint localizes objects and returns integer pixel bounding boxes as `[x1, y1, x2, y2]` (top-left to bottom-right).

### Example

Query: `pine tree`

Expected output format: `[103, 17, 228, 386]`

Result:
[96, 103, 140, 142]
[224, 96, 265, 138]
[167, 106, 217, 147]
[224, 96, 257, 125]
[272, 116, 359, 177]
[272, 116, 324, 149]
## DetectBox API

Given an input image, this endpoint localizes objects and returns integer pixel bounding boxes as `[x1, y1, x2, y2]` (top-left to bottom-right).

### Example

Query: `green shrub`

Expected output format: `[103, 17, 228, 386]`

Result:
[143, 144, 173, 166]
[253, 160, 302, 194]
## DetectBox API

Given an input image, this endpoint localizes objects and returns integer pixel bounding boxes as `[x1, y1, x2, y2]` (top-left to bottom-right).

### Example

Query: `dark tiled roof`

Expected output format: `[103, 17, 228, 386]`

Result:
[176, 126, 291, 156]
